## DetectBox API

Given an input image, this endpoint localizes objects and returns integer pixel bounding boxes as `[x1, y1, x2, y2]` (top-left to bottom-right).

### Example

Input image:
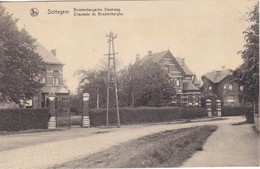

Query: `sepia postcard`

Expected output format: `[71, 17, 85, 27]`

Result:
[0, 0, 259, 168]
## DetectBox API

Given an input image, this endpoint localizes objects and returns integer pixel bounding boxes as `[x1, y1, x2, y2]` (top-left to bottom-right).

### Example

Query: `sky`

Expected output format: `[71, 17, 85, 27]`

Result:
[2, 0, 257, 93]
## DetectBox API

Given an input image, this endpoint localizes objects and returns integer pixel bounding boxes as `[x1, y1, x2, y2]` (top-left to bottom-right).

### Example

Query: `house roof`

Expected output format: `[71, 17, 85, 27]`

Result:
[34, 41, 64, 65]
[175, 57, 194, 76]
[183, 80, 200, 91]
[202, 70, 232, 83]
[193, 76, 201, 85]
[140, 50, 194, 76]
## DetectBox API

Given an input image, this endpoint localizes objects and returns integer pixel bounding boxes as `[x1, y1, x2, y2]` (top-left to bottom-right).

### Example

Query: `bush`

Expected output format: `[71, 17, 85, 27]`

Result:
[89, 107, 207, 127]
[0, 108, 50, 131]
[221, 107, 253, 117]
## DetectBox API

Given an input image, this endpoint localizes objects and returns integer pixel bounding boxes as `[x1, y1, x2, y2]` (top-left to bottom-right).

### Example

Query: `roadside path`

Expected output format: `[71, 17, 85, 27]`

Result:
[182, 122, 259, 167]
[0, 116, 250, 169]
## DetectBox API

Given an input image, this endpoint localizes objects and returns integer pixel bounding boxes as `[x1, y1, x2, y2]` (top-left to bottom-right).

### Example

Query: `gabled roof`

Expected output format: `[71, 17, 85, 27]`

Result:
[140, 50, 168, 63]
[175, 57, 194, 76]
[140, 50, 194, 76]
[34, 41, 63, 65]
[183, 80, 200, 91]
[193, 76, 201, 86]
[202, 70, 232, 83]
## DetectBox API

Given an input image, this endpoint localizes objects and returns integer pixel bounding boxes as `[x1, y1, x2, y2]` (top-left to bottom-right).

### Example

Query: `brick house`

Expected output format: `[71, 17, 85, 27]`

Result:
[201, 67, 243, 108]
[31, 41, 70, 109]
[138, 50, 201, 106]
[0, 42, 69, 109]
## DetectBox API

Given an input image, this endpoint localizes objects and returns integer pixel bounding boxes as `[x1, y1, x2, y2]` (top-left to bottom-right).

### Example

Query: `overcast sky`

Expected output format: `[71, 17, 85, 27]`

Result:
[2, 0, 257, 93]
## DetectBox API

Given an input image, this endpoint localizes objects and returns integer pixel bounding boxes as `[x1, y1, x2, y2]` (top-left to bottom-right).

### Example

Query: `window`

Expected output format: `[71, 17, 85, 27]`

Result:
[164, 65, 170, 73]
[209, 86, 212, 91]
[176, 79, 180, 87]
[240, 86, 243, 91]
[53, 77, 59, 86]
[227, 96, 234, 103]
[53, 70, 60, 86]
[229, 84, 233, 91]
[223, 84, 227, 90]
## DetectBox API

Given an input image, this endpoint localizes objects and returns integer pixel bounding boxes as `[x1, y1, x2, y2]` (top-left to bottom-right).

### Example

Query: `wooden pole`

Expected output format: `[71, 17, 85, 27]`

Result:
[106, 34, 111, 128]
[112, 35, 120, 128]
[105, 31, 120, 128]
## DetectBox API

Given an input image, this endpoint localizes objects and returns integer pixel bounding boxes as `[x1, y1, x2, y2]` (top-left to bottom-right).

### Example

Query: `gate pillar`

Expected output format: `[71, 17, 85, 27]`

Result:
[82, 93, 90, 127]
[216, 99, 222, 116]
[48, 92, 56, 129]
[206, 99, 212, 117]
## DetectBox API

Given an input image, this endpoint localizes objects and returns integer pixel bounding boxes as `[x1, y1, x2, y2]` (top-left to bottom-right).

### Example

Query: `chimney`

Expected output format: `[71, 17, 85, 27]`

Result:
[181, 58, 185, 67]
[221, 66, 226, 71]
[51, 49, 56, 56]
[148, 50, 152, 57]
[135, 54, 140, 62]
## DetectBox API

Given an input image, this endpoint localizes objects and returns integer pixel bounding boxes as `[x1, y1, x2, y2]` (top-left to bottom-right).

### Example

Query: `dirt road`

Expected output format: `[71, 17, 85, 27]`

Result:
[0, 116, 255, 169]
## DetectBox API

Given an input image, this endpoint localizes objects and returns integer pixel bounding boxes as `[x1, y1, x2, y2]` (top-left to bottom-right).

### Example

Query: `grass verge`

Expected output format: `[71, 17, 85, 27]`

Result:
[53, 125, 218, 168]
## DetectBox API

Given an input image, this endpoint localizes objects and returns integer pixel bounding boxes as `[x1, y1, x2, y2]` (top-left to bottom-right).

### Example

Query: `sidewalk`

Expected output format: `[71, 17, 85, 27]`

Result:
[0, 116, 255, 169]
[182, 123, 260, 167]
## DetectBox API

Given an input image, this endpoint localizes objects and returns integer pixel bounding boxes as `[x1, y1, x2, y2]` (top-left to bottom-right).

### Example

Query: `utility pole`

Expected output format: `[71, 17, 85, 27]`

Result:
[105, 31, 120, 128]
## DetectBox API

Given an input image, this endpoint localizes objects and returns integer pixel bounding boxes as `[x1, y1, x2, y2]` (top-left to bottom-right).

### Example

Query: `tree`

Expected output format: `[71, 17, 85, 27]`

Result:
[75, 69, 107, 108]
[118, 60, 176, 107]
[0, 5, 46, 104]
[232, 3, 259, 112]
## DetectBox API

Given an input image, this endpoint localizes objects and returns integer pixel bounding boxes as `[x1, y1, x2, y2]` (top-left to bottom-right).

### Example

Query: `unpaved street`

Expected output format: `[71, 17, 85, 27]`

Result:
[0, 116, 257, 169]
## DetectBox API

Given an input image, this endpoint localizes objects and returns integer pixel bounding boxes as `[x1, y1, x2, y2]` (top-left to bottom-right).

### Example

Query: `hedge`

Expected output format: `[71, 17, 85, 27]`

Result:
[89, 107, 207, 127]
[221, 107, 253, 116]
[0, 108, 50, 131]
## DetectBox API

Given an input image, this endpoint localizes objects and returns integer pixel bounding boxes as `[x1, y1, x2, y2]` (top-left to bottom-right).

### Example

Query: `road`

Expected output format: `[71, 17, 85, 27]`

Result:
[0, 116, 258, 168]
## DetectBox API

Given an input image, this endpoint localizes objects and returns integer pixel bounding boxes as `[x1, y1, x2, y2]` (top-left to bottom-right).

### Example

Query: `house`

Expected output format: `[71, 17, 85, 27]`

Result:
[31, 42, 70, 110]
[138, 50, 201, 106]
[201, 67, 243, 107]
[0, 41, 69, 110]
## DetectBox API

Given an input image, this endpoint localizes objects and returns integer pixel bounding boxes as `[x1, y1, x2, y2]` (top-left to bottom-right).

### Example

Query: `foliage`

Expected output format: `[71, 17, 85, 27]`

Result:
[89, 107, 207, 126]
[0, 5, 46, 104]
[75, 68, 107, 108]
[75, 59, 176, 108]
[232, 3, 259, 107]
[118, 60, 176, 107]
[69, 94, 82, 115]
[221, 106, 253, 117]
[0, 108, 50, 131]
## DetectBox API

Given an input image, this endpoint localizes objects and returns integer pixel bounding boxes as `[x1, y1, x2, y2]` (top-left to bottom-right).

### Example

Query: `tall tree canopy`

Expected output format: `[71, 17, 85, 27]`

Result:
[232, 3, 259, 107]
[0, 5, 46, 104]
[75, 59, 176, 108]
[118, 60, 176, 107]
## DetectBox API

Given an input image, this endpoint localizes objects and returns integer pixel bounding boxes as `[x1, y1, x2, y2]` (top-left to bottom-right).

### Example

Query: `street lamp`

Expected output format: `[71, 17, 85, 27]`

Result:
[48, 92, 56, 129]
[82, 93, 90, 128]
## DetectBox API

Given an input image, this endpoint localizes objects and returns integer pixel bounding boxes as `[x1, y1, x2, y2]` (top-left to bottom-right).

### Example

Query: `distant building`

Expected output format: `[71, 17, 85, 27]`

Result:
[138, 50, 201, 106]
[32, 42, 69, 109]
[201, 67, 243, 107]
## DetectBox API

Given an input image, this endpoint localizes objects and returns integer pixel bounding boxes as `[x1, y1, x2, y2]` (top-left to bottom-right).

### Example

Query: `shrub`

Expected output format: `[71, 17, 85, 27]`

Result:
[0, 108, 50, 131]
[221, 107, 253, 117]
[89, 107, 207, 127]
